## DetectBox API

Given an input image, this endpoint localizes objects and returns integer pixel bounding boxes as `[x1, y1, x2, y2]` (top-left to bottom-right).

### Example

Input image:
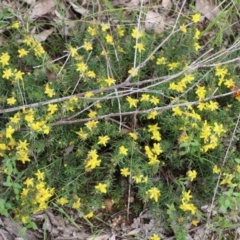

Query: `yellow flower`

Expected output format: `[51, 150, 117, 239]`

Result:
[11, 21, 20, 29]
[72, 198, 81, 209]
[180, 202, 197, 214]
[180, 24, 187, 33]
[33, 42, 45, 57]
[213, 165, 221, 174]
[6, 125, 15, 138]
[150, 234, 161, 240]
[35, 170, 44, 181]
[119, 146, 128, 155]
[116, 25, 125, 37]
[18, 48, 29, 58]
[83, 41, 93, 51]
[106, 34, 113, 45]
[197, 102, 206, 111]
[121, 168, 130, 177]
[76, 128, 88, 140]
[0, 143, 7, 151]
[236, 165, 240, 173]
[194, 42, 201, 51]
[21, 216, 29, 224]
[192, 13, 201, 23]
[57, 197, 69, 205]
[168, 62, 179, 70]
[152, 143, 162, 155]
[150, 96, 160, 106]
[76, 62, 88, 72]
[86, 211, 94, 218]
[85, 157, 101, 171]
[105, 77, 116, 86]
[215, 66, 228, 78]
[7, 97, 16, 105]
[24, 177, 34, 187]
[192, 220, 199, 226]
[101, 23, 110, 32]
[98, 136, 110, 146]
[69, 46, 78, 57]
[134, 43, 145, 53]
[132, 175, 143, 183]
[128, 68, 138, 77]
[129, 132, 138, 141]
[140, 94, 150, 102]
[147, 110, 158, 119]
[10, 112, 21, 124]
[220, 173, 234, 185]
[224, 78, 234, 88]
[14, 70, 24, 81]
[172, 107, 183, 116]
[205, 101, 218, 111]
[88, 110, 97, 118]
[21, 188, 29, 197]
[194, 29, 201, 39]
[195, 86, 206, 100]
[87, 26, 97, 36]
[147, 187, 161, 202]
[95, 183, 107, 193]
[126, 96, 138, 108]
[187, 170, 197, 181]
[86, 70, 96, 78]
[148, 155, 160, 165]
[84, 91, 94, 98]
[0, 52, 10, 66]
[117, 46, 125, 53]
[156, 57, 167, 65]
[85, 120, 98, 131]
[25, 113, 34, 123]
[182, 190, 192, 202]
[213, 122, 226, 136]
[45, 84, 55, 98]
[148, 123, 160, 133]
[2, 68, 13, 79]
[200, 120, 211, 142]
[16, 140, 29, 151]
[131, 27, 144, 38]
[23, 36, 34, 46]
[17, 149, 30, 164]
[47, 104, 58, 115]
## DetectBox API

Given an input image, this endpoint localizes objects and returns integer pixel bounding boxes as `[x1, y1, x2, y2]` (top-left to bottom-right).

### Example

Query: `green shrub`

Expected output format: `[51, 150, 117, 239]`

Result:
[0, 3, 240, 238]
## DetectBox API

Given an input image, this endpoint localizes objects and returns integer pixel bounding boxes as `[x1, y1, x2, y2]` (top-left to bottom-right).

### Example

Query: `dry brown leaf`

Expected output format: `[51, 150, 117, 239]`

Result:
[0, 36, 4, 46]
[0, 229, 13, 240]
[32, 28, 54, 42]
[72, 231, 90, 239]
[68, 1, 89, 16]
[0, 1, 14, 11]
[112, 0, 149, 7]
[2, 217, 39, 240]
[64, 144, 74, 156]
[104, 198, 114, 213]
[87, 234, 111, 240]
[196, 0, 220, 21]
[161, 0, 172, 9]
[126, 228, 141, 235]
[109, 234, 116, 240]
[30, 0, 56, 20]
[192, 226, 209, 240]
[145, 10, 165, 34]
[22, 0, 36, 4]
[54, 10, 77, 36]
